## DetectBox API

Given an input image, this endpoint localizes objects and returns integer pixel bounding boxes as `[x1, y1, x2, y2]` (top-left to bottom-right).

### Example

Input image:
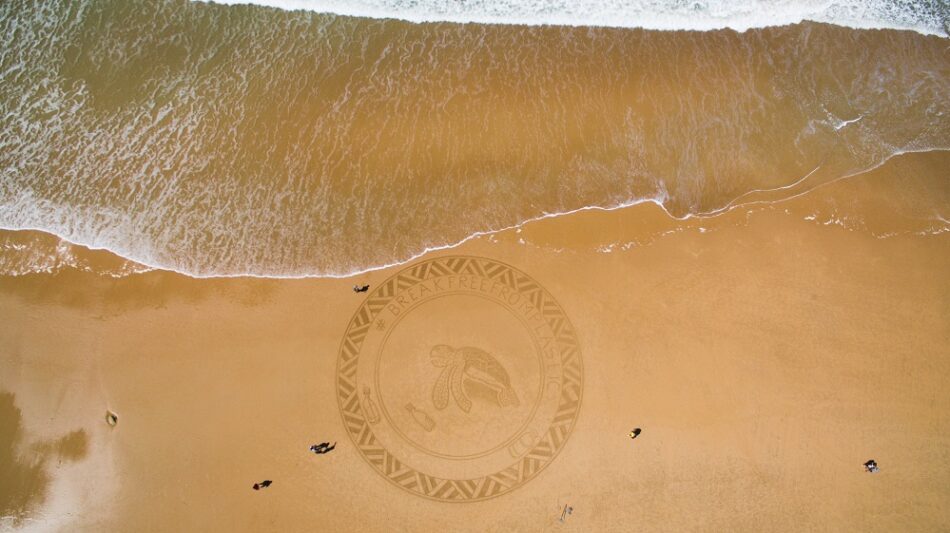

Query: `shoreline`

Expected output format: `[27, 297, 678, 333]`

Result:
[2, 149, 947, 281]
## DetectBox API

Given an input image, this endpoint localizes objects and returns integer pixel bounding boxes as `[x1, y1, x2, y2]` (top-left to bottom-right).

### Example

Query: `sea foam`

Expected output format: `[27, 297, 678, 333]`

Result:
[2, 0, 948, 279]
[199, 0, 949, 35]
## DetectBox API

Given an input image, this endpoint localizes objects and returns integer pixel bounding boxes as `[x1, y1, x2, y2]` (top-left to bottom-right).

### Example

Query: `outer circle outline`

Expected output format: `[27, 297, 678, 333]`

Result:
[334, 255, 584, 502]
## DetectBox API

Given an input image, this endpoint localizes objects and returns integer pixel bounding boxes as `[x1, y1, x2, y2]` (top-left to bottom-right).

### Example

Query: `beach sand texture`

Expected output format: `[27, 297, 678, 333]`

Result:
[2, 150, 948, 531]
[2, 0, 949, 529]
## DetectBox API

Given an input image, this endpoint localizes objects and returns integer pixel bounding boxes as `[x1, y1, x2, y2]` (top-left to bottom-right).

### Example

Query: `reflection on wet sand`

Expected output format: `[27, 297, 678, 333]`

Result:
[0, 392, 88, 525]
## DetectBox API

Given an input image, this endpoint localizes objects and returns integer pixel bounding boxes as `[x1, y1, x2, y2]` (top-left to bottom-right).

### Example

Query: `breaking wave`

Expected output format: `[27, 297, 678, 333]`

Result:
[200, 0, 950, 35]
[1, 0, 948, 278]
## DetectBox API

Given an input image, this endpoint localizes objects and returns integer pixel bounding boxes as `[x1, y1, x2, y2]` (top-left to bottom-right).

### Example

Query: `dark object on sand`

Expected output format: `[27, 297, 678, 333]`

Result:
[253, 480, 273, 490]
[105, 411, 118, 427]
[864, 460, 879, 473]
[559, 505, 574, 522]
[629, 428, 641, 439]
[310, 442, 336, 455]
[353, 284, 370, 293]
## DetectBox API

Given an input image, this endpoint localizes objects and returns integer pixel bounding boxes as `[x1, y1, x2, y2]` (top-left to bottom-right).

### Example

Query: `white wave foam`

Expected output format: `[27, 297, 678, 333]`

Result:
[4, 147, 948, 280]
[198, 0, 948, 35]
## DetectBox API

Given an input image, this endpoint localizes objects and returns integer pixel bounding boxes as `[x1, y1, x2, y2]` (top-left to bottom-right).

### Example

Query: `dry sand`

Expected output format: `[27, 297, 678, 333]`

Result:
[1, 151, 948, 531]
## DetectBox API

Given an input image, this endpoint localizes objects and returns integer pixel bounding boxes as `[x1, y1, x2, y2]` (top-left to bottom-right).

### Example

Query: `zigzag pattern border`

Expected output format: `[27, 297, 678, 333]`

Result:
[336, 256, 583, 502]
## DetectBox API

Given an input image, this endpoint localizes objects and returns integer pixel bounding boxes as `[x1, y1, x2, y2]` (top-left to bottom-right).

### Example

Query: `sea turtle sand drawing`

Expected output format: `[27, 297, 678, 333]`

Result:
[430, 344, 520, 413]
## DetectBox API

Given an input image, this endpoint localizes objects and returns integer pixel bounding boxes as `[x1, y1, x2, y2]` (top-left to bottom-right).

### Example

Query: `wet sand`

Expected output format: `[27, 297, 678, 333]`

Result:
[1, 151, 949, 531]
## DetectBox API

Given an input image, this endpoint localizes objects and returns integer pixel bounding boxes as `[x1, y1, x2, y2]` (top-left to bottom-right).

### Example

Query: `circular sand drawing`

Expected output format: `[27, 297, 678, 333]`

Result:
[336, 256, 584, 502]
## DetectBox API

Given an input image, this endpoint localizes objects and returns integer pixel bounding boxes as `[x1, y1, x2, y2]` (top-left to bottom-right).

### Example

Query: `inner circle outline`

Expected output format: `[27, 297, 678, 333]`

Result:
[373, 290, 545, 460]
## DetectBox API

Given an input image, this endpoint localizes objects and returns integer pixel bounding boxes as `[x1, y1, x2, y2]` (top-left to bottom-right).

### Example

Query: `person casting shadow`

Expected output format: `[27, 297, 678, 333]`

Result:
[310, 442, 336, 454]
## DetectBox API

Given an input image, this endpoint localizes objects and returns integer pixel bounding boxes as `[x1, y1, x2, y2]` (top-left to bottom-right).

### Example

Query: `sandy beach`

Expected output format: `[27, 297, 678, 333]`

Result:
[2, 150, 948, 531]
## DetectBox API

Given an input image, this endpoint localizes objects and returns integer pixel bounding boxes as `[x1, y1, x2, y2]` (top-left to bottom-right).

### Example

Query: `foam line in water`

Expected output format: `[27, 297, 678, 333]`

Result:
[198, 0, 948, 36]
[4, 147, 947, 280]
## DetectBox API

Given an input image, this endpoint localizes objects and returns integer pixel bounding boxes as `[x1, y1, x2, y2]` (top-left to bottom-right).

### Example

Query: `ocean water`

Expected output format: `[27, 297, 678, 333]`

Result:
[205, 0, 950, 34]
[0, 0, 947, 277]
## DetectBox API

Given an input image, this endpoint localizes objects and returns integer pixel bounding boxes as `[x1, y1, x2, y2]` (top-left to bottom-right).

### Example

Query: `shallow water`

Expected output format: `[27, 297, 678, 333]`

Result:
[0, 0, 947, 277]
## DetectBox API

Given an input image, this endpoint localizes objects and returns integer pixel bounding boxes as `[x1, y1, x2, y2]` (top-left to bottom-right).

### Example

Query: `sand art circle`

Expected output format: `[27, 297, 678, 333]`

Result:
[336, 256, 583, 502]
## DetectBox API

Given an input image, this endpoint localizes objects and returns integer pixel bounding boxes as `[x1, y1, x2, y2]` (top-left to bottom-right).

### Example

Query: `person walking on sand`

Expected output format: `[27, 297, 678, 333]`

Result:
[253, 480, 273, 490]
[864, 459, 879, 473]
[629, 428, 641, 440]
[310, 442, 336, 455]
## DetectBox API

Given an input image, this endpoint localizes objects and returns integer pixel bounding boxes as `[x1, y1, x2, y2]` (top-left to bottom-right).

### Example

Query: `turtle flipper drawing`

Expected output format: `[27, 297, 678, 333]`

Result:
[449, 364, 472, 412]
[430, 344, 518, 412]
[431, 354, 456, 410]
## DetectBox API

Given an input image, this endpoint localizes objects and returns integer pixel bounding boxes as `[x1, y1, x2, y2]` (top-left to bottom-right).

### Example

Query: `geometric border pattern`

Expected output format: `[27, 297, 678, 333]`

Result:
[335, 256, 583, 502]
